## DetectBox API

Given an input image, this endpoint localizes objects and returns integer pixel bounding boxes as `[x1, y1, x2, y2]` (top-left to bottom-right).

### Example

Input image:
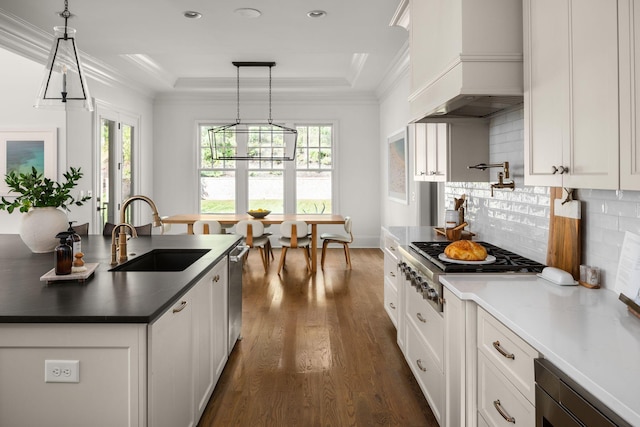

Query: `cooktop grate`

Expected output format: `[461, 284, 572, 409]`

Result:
[409, 241, 545, 273]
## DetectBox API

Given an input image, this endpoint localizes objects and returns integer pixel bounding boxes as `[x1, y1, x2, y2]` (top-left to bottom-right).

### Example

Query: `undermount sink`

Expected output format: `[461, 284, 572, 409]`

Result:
[109, 249, 210, 272]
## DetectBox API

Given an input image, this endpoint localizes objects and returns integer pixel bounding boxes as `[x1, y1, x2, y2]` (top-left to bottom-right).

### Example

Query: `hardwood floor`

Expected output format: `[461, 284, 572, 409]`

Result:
[198, 248, 438, 426]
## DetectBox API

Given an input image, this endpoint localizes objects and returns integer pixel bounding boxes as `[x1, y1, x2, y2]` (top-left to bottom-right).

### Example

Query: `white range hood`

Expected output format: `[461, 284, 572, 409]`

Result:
[408, 0, 524, 122]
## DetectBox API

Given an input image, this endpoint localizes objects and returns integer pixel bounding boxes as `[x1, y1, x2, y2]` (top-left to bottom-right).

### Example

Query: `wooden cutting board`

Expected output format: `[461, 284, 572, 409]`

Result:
[546, 187, 581, 280]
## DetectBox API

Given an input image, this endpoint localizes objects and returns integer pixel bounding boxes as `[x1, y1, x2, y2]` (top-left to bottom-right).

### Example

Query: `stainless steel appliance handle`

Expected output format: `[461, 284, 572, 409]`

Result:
[230, 245, 250, 262]
[493, 400, 516, 423]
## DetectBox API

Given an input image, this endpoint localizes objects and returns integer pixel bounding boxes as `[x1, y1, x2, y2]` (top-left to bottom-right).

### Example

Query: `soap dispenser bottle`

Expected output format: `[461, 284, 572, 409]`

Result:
[54, 231, 73, 275]
[67, 222, 81, 255]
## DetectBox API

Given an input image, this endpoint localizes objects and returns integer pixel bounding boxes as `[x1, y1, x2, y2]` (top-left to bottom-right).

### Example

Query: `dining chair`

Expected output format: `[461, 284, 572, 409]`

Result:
[71, 222, 89, 236]
[277, 220, 311, 274]
[192, 220, 222, 235]
[103, 222, 152, 236]
[236, 220, 271, 272]
[320, 216, 353, 269]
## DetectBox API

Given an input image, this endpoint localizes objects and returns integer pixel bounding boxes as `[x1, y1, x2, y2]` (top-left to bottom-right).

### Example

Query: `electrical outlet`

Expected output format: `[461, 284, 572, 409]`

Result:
[45, 360, 80, 383]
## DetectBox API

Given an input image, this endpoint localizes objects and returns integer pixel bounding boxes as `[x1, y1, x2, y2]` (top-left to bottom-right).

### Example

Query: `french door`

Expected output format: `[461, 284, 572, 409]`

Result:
[94, 102, 139, 233]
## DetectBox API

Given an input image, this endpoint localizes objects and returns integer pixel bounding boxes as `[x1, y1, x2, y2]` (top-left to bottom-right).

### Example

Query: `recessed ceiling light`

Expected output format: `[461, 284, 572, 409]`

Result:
[307, 10, 327, 18]
[184, 11, 202, 19]
[234, 8, 261, 18]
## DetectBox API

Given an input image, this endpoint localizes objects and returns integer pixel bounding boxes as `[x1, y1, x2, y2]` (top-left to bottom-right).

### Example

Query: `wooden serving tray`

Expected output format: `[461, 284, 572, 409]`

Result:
[40, 263, 99, 285]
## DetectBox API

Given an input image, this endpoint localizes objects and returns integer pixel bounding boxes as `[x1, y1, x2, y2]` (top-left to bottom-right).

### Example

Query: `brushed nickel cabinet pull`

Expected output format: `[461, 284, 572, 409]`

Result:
[416, 313, 427, 323]
[416, 359, 427, 372]
[172, 300, 188, 313]
[212, 274, 220, 282]
[552, 165, 569, 175]
[390, 246, 396, 251]
[389, 302, 396, 310]
[493, 400, 516, 423]
[493, 340, 515, 359]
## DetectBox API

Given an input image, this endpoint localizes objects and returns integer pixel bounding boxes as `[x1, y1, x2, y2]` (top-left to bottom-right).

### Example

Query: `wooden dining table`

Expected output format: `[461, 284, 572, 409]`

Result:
[162, 214, 345, 272]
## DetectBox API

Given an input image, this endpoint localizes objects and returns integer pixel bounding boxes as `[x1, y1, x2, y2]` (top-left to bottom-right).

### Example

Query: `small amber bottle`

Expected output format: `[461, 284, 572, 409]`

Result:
[54, 232, 73, 275]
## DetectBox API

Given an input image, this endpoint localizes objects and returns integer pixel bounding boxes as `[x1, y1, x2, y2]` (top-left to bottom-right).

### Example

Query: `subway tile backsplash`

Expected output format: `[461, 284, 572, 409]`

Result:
[444, 105, 640, 290]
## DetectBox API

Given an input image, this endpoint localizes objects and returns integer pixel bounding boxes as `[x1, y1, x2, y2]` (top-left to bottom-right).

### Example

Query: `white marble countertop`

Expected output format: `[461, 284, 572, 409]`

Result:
[440, 274, 640, 426]
[383, 226, 441, 245]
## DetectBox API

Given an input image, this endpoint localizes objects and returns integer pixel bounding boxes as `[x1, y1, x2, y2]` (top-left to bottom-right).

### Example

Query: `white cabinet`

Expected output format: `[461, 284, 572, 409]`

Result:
[404, 287, 445, 425]
[409, 0, 523, 122]
[149, 256, 229, 427]
[477, 353, 535, 427]
[149, 295, 195, 427]
[193, 258, 228, 421]
[382, 230, 400, 329]
[444, 288, 473, 427]
[619, 1, 640, 190]
[477, 307, 538, 427]
[413, 122, 490, 182]
[405, 317, 445, 425]
[524, 0, 620, 189]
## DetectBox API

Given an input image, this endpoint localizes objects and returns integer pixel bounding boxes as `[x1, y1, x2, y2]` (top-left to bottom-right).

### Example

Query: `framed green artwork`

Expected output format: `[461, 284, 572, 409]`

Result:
[0, 129, 57, 196]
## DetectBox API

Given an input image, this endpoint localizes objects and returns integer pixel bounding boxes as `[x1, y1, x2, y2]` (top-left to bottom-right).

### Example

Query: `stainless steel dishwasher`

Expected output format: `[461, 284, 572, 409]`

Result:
[535, 358, 631, 426]
[228, 244, 248, 354]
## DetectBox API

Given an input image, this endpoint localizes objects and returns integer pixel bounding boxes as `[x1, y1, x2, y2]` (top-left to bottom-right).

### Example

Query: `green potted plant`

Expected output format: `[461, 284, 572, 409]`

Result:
[0, 166, 91, 253]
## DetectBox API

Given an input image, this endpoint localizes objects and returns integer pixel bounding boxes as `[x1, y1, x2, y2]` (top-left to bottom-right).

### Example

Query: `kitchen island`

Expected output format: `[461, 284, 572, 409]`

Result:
[0, 233, 242, 427]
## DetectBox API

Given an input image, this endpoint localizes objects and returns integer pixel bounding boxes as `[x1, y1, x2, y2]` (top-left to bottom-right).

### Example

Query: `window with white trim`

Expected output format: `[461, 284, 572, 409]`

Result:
[198, 123, 334, 214]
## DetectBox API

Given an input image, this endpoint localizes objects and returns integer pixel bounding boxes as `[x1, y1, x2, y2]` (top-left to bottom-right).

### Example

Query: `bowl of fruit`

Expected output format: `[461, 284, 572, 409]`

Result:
[247, 209, 271, 219]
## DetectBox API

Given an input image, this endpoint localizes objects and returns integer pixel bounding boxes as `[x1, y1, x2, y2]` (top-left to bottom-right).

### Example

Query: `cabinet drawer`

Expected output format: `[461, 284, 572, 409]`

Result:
[384, 236, 399, 259]
[477, 308, 538, 403]
[384, 278, 398, 327]
[383, 255, 399, 289]
[478, 353, 535, 427]
[406, 292, 443, 370]
[405, 320, 444, 425]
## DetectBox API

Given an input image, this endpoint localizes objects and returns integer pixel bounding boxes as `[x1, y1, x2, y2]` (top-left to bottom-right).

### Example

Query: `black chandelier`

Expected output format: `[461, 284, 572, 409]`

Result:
[208, 62, 297, 161]
[35, 0, 92, 111]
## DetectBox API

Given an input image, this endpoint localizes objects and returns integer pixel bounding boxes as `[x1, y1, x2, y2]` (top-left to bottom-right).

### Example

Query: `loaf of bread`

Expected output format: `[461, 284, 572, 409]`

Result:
[444, 240, 487, 261]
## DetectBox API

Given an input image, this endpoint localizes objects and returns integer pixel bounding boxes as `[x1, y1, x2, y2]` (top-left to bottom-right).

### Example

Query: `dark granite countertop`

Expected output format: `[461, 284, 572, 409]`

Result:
[0, 234, 242, 323]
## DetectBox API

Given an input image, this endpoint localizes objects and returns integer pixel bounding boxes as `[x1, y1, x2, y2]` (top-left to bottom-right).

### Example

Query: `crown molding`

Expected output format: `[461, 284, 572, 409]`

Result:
[173, 76, 354, 92]
[0, 8, 407, 103]
[376, 40, 409, 101]
[0, 9, 154, 98]
[389, 0, 410, 30]
[154, 90, 380, 105]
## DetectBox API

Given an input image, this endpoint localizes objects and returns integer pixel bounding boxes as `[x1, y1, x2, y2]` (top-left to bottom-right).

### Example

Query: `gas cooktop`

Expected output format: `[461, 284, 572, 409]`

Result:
[409, 241, 545, 273]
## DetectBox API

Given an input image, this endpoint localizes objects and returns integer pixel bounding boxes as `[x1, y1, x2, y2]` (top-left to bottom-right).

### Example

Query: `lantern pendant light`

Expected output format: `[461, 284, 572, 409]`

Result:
[208, 62, 297, 161]
[35, 0, 93, 111]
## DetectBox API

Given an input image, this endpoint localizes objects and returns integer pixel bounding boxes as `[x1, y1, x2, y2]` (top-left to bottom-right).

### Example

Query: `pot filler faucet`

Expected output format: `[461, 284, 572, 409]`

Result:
[467, 161, 515, 196]
[110, 195, 163, 265]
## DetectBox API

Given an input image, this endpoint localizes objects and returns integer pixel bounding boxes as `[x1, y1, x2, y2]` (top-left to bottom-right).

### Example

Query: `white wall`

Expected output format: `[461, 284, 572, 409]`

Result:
[0, 48, 66, 233]
[153, 95, 382, 247]
[379, 69, 421, 227]
[0, 47, 155, 234]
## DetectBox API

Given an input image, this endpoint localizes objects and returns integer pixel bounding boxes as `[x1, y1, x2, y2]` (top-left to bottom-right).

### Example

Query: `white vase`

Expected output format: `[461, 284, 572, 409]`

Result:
[19, 207, 69, 253]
